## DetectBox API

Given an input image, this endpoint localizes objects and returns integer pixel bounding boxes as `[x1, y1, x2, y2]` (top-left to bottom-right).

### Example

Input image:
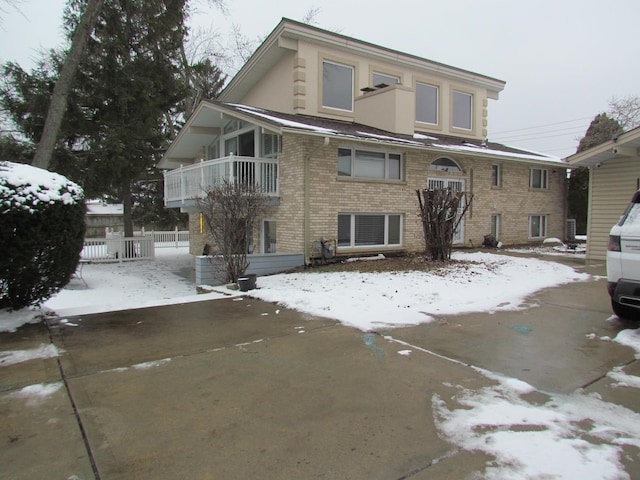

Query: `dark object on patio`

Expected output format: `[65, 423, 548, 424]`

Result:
[237, 274, 257, 292]
[482, 234, 498, 248]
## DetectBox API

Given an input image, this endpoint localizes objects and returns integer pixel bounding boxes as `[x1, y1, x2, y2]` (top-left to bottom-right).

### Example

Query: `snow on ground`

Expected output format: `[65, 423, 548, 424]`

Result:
[0, 343, 62, 367]
[2, 247, 640, 479]
[432, 370, 640, 480]
[247, 251, 590, 331]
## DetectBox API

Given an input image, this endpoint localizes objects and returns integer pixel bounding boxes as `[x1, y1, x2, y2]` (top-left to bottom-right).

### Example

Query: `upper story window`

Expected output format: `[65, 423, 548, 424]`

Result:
[372, 72, 400, 87]
[322, 60, 354, 111]
[338, 148, 402, 180]
[261, 132, 280, 159]
[224, 130, 255, 157]
[452, 90, 473, 130]
[416, 82, 439, 125]
[530, 168, 548, 189]
[429, 157, 461, 173]
[491, 164, 502, 187]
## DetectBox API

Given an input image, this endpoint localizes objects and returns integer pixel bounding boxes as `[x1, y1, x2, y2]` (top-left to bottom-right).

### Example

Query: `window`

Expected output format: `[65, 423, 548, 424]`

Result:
[529, 215, 548, 238]
[430, 157, 461, 173]
[453, 90, 472, 130]
[416, 82, 438, 124]
[322, 60, 354, 111]
[338, 148, 402, 180]
[206, 139, 219, 160]
[261, 132, 280, 158]
[530, 168, 548, 189]
[491, 164, 501, 187]
[491, 214, 501, 239]
[262, 220, 276, 254]
[372, 72, 400, 87]
[338, 214, 402, 248]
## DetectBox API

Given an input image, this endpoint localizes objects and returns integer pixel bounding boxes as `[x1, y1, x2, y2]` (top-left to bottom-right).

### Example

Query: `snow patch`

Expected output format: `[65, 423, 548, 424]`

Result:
[0, 343, 63, 367]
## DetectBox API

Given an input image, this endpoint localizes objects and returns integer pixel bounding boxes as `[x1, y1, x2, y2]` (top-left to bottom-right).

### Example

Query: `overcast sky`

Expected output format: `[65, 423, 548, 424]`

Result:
[1, 0, 638, 158]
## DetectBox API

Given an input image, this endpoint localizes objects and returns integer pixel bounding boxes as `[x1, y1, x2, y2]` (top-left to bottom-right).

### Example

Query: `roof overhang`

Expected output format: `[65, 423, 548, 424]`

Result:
[566, 126, 640, 167]
[157, 101, 283, 169]
[219, 18, 506, 103]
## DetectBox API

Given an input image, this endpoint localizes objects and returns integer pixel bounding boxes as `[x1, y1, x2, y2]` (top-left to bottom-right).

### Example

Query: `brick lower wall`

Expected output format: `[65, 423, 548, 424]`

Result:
[184, 134, 567, 260]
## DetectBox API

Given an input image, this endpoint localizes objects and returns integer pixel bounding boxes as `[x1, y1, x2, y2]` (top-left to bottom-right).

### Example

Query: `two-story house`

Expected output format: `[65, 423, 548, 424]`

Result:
[159, 18, 568, 269]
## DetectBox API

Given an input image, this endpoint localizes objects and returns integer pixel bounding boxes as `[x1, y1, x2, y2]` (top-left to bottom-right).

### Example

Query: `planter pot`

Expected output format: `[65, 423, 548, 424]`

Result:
[237, 274, 257, 292]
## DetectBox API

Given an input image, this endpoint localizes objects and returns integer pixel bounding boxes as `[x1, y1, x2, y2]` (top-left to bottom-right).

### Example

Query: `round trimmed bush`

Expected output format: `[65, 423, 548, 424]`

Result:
[1, 161, 85, 310]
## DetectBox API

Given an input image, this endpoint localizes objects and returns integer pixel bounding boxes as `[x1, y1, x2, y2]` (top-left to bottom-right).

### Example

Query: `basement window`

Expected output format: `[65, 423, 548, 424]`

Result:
[338, 213, 402, 248]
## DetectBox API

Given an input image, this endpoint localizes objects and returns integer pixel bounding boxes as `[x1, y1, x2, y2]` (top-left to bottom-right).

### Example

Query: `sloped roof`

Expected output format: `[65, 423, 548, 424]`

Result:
[158, 100, 564, 168]
[223, 101, 563, 165]
[566, 125, 640, 167]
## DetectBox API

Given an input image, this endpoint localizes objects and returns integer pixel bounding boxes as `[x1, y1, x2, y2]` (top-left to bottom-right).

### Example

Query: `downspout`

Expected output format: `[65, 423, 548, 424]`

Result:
[304, 136, 330, 264]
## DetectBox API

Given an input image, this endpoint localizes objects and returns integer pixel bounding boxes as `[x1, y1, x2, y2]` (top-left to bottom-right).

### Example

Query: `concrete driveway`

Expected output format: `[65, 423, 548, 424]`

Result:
[1, 258, 639, 479]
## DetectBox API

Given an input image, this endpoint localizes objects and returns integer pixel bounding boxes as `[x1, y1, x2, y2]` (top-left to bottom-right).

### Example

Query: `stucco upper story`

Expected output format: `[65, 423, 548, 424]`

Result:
[217, 18, 505, 141]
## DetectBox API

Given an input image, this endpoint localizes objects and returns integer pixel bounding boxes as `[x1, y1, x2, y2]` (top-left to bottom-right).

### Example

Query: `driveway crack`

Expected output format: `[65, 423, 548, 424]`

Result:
[46, 322, 101, 480]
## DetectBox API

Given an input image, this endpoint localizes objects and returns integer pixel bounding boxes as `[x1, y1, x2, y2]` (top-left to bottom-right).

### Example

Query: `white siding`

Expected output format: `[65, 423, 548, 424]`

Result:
[587, 157, 640, 260]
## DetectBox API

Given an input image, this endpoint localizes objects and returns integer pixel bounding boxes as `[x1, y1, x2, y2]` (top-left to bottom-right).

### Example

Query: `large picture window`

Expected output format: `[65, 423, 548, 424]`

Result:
[416, 82, 438, 124]
[452, 90, 472, 130]
[338, 148, 402, 180]
[338, 214, 402, 248]
[322, 60, 354, 111]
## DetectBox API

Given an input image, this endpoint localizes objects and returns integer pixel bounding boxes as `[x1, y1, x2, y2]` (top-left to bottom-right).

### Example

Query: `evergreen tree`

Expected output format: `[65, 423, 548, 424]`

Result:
[1, 0, 226, 239]
[568, 113, 623, 234]
[70, 0, 189, 237]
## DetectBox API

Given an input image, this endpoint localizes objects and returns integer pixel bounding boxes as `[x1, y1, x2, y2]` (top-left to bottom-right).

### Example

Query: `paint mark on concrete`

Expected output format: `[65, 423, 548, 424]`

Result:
[510, 324, 532, 334]
[362, 333, 385, 360]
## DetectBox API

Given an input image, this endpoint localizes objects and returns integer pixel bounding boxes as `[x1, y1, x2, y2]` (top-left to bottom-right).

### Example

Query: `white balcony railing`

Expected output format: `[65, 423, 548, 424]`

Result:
[164, 155, 278, 205]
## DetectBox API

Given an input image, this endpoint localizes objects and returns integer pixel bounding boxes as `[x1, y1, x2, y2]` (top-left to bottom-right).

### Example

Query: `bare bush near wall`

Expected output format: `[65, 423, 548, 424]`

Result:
[197, 181, 271, 283]
[417, 188, 473, 261]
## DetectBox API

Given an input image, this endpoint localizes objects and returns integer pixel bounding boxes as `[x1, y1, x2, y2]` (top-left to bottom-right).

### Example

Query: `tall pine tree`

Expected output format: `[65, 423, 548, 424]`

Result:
[70, 0, 189, 236]
[1, 0, 227, 234]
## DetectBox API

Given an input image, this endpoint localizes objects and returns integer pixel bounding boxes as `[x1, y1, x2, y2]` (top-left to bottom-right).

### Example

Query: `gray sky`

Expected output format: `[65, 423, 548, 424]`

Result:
[1, 0, 638, 158]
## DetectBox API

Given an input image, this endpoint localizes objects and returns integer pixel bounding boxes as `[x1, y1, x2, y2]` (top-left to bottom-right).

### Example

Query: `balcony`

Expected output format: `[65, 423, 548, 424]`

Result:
[163, 155, 279, 208]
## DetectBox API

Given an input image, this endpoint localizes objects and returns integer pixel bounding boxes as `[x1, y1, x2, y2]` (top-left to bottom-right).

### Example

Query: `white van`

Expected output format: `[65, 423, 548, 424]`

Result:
[607, 190, 640, 320]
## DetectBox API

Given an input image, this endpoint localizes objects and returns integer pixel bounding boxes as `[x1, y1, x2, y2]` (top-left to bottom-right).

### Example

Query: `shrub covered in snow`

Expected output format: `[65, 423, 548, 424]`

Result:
[0, 161, 85, 310]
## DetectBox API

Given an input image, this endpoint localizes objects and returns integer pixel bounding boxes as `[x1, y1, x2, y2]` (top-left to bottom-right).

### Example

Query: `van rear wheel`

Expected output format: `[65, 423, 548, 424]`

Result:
[611, 299, 640, 321]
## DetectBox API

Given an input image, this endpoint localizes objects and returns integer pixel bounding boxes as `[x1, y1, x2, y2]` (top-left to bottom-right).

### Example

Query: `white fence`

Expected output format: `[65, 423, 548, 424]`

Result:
[82, 230, 189, 262]
[82, 236, 155, 263]
[145, 229, 190, 248]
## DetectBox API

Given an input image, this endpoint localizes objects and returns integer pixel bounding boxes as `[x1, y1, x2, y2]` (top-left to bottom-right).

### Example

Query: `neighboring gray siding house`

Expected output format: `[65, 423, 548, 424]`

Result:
[566, 126, 640, 261]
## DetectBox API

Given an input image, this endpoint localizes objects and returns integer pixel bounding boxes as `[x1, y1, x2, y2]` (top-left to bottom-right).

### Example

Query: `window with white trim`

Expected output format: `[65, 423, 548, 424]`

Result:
[530, 168, 548, 189]
[416, 82, 438, 124]
[260, 132, 280, 159]
[338, 214, 402, 248]
[452, 90, 473, 130]
[322, 60, 354, 111]
[491, 164, 502, 187]
[529, 215, 548, 238]
[338, 148, 402, 180]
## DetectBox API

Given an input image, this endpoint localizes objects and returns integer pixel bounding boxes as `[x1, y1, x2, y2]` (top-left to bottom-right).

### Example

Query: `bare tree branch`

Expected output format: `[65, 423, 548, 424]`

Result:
[608, 95, 640, 131]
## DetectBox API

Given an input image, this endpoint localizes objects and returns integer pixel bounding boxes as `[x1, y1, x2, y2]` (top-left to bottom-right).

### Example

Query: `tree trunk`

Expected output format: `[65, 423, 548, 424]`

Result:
[32, 0, 104, 170]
